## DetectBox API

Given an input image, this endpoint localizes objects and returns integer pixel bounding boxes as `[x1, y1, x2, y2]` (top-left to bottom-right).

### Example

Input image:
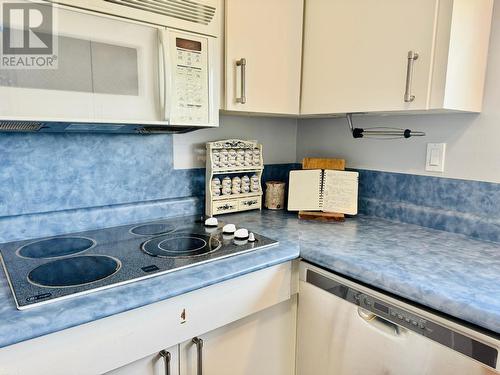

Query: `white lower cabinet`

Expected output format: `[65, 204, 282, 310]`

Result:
[106, 345, 179, 375]
[0, 263, 293, 375]
[180, 299, 296, 375]
[106, 298, 296, 375]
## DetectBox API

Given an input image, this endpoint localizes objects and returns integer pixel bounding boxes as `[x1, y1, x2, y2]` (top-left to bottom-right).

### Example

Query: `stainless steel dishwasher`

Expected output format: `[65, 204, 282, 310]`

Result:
[297, 261, 500, 375]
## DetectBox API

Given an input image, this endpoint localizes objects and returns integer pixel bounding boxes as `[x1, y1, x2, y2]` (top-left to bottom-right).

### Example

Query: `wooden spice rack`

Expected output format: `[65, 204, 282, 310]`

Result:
[205, 139, 264, 216]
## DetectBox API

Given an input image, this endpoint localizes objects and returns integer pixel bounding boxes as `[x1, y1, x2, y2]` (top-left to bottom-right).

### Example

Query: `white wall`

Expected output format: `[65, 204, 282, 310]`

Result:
[173, 114, 298, 169]
[296, 3, 500, 184]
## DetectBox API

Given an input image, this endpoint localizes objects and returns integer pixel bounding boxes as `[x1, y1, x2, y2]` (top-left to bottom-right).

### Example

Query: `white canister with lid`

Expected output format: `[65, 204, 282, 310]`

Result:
[220, 150, 229, 162]
[228, 149, 237, 158]
[212, 186, 221, 196]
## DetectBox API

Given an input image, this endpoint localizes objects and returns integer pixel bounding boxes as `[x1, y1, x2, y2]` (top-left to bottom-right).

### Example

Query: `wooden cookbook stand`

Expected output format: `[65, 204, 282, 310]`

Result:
[298, 157, 346, 222]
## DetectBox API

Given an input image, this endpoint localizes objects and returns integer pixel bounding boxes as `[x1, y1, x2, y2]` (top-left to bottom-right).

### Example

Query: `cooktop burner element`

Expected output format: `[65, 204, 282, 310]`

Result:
[17, 237, 95, 259]
[130, 223, 176, 236]
[28, 255, 120, 288]
[141, 234, 221, 258]
[0, 215, 278, 309]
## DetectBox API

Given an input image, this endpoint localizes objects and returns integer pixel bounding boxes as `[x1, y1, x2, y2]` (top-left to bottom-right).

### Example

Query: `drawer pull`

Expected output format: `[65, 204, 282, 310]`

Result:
[216, 203, 236, 212]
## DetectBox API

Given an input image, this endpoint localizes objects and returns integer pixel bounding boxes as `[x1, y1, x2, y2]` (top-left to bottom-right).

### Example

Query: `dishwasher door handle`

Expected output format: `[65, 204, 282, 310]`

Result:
[358, 307, 406, 337]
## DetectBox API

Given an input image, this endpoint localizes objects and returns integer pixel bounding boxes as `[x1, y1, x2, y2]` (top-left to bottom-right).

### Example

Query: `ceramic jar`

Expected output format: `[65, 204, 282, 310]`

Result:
[231, 176, 241, 186]
[265, 181, 286, 210]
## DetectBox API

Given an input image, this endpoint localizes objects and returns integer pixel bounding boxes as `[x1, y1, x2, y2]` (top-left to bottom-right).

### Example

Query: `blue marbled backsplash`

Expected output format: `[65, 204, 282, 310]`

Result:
[357, 169, 500, 243]
[0, 132, 202, 216]
[0, 132, 298, 242]
[0, 131, 498, 243]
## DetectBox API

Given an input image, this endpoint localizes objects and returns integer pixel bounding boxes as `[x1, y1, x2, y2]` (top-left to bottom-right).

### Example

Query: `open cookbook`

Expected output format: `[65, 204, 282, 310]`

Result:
[287, 169, 359, 215]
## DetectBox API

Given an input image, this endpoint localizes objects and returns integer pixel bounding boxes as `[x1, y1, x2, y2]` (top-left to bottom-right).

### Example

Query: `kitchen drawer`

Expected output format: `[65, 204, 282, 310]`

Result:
[212, 199, 239, 215]
[239, 196, 261, 211]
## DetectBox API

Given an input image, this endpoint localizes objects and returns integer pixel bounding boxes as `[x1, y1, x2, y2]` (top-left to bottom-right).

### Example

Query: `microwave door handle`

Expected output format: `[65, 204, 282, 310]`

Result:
[158, 29, 171, 123]
[158, 30, 165, 119]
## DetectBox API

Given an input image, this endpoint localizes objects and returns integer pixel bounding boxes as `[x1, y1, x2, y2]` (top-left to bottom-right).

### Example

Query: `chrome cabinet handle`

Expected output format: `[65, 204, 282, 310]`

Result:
[404, 50, 419, 102]
[192, 337, 204, 375]
[236, 58, 246, 104]
[159, 350, 171, 375]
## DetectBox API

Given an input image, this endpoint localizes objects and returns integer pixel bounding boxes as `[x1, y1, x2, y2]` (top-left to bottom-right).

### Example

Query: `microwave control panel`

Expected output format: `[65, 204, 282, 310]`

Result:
[169, 31, 210, 125]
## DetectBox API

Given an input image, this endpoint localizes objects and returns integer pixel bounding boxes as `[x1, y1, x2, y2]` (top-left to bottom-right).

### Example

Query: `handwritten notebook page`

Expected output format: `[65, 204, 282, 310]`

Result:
[287, 169, 322, 211]
[322, 170, 359, 215]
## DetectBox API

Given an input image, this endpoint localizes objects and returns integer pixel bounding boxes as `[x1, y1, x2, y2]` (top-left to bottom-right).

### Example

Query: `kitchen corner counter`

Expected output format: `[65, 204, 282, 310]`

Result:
[225, 210, 500, 335]
[1, 209, 499, 349]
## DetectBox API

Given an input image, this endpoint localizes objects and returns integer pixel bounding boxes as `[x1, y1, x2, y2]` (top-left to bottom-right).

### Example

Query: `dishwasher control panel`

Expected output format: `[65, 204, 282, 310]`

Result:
[355, 292, 428, 333]
[306, 269, 498, 370]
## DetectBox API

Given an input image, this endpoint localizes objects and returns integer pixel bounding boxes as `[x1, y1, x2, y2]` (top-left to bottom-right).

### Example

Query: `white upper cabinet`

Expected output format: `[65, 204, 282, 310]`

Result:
[300, 0, 494, 115]
[224, 0, 303, 115]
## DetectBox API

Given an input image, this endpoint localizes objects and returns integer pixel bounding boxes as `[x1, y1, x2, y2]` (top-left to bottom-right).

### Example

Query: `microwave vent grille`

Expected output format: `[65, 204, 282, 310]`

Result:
[0, 121, 42, 132]
[138, 126, 197, 134]
[104, 0, 216, 25]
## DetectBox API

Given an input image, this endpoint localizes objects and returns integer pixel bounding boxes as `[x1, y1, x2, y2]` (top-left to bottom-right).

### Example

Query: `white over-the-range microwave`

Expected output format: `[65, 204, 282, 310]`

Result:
[0, 0, 220, 134]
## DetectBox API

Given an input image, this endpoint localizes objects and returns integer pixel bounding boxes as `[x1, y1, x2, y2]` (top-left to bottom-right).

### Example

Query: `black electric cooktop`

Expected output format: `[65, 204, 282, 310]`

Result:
[0, 216, 278, 309]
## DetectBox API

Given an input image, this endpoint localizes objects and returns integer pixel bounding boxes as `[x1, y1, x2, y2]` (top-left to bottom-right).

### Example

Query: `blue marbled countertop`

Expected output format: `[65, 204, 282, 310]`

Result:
[1, 210, 499, 349]
[227, 211, 500, 334]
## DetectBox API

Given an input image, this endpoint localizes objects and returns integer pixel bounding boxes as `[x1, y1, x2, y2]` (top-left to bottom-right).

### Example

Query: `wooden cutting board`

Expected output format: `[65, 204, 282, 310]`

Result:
[302, 157, 345, 171]
[299, 157, 346, 222]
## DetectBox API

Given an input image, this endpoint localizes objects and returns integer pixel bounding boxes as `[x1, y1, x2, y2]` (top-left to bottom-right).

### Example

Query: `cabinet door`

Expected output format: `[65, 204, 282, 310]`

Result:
[301, 0, 438, 114]
[179, 299, 296, 375]
[105, 345, 179, 375]
[224, 0, 303, 115]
